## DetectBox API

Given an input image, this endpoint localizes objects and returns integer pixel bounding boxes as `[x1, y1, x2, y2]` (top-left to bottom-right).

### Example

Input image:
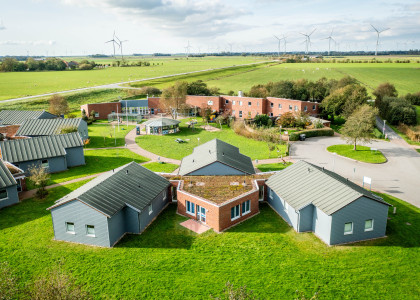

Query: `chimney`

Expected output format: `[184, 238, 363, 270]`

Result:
[238, 90, 243, 97]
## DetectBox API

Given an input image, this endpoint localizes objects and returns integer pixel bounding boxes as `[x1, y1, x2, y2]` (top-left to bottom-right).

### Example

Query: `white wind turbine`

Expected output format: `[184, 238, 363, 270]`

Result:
[300, 28, 316, 54]
[106, 31, 120, 59]
[185, 40, 192, 57]
[371, 24, 389, 56]
[115, 35, 128, 60]
[323, 29, 335, 55]
[274, 35, 282, 57]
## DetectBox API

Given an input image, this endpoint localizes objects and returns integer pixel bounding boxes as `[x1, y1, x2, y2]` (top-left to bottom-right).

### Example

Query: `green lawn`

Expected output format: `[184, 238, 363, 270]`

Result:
[327, 144, 387, 163]
[0, 185, 418, 299]
[85, 121, 135, 148]
[256, 162, 292, 172]
[136, 119, 287, 160]
[142, 162, 179, 173]
[26, 149, 150, 189]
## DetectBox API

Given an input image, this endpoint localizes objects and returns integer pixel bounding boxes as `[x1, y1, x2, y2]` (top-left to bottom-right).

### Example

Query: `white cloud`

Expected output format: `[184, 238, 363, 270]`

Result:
[0, 40, 56, 46]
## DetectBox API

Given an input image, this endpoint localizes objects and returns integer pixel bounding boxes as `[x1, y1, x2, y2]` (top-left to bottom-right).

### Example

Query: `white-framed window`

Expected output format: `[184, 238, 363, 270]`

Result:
[313, 105, 316, 110]
[269, 112, 273, 117]
[269, 189, 273, 199]
[95, 112, 99, 117]
[284, 201, 288, 211]
[232, 100, 236, 105]
[225, 99, 229, 104]
[270, 103, 274, 108]
[239, 111, 242, 118]
[66, 222, 75, 234]
[248, 101, 252, 106]
[208, 100, 213, 105]
[294, 105, 298, 111]
[41, 159, 49, 169]
[365, 219, 374, 231]
[289, 105, 293, 111]
[86, 225, 95, 237]
[278, 103, 282, 109]
[242, 200, 251, 215]
[148, 204, 153, 215]
[344, 222, 353, 235]
[304, 106, 307, 112]
[231, 205, 240, 221]
[0, 189, 7, 200]
[239, 101, 243, 106]
[186, 200, 195, 216]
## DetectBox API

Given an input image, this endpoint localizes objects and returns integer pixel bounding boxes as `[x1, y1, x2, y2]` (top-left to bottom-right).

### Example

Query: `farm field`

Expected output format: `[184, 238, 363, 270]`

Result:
[0, 186, 418, 299]
[0, 56, 268, 100]
[136, 119, 288, 160]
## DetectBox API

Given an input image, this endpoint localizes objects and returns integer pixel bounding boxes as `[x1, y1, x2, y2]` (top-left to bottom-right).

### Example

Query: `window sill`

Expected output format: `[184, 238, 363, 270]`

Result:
[344, 232, 353, 235]
[86, 234, 96, 238]
[231, 216, 240, 222]
[242, 211, 250, 216]
[66, 232, 76, 235]
[186, 211, 195, 216]
[149, 211, 153, 215]
[364, 228, 373, 232]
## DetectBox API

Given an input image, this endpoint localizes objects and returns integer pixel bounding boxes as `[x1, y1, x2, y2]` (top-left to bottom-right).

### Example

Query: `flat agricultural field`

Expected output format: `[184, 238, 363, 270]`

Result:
[0, 56, 267, 100]
[0, 188, 418, 299]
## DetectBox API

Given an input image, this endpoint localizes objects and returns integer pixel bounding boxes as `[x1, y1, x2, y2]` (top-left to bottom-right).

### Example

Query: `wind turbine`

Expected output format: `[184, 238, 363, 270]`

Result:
[371, 24, 389, 56]
[106, 31, 120, 59]
[115, 35, 128, 60]
[0, 18, 5, 30]
[274, 35, 282, 57]
[300, 28, 316, 54]
[323, 29, 335, 55]
[185, 40, 192, 57]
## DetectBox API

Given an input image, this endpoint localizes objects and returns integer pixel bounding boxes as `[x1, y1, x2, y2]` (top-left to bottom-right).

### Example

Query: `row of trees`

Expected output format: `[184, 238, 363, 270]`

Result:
[0, 57, 97, 72]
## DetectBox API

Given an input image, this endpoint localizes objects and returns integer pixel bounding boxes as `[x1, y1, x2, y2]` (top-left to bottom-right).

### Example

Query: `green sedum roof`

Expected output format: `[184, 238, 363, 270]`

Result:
[178, 139, 255, 176]
[16, 118, 84, 137]
[0, 132, 83, 164]
[0, 110, 57, 125]
[143, 117, 181, 127]
[266, 160, 390, 215]
[0, 159, 17, 189]
[48, 162, 170, 217]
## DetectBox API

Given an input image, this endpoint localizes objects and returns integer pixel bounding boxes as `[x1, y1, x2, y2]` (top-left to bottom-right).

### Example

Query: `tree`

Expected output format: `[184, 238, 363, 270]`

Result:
[248, 84, 268, 98]
[139, 86, 162, 96]
[49, 94, 69, 116]
[28, 164, 50, 199]
[187, 80, 211, 96]
[276, 112, 296, 128]
[81, 109, 88, 122]
[0, 57, 19, 72]
[341, 85, 369, 118]
[254, 114, 270, 127]
[161, 81, 188, 119]
[26, 57, 39, 71]
[341, 105, 378, 150]
[373, 82, 398, 107]
[0, 262, 18, 300]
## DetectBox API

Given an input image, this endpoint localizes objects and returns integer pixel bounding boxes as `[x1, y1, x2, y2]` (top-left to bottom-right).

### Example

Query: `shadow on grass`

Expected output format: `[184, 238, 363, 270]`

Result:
[116, 204, 196, 249]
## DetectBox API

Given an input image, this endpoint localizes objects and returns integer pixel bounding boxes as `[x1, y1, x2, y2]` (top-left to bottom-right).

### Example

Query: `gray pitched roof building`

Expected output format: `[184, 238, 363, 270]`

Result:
[0, 159, 17, 189]
[0, 159, 19, 209]
[16, 118, 88, 140]
[0, 132, 83, 164]
[49, 162, 170, 217]
[266, 160, 389, 215]
[0, 110, 57, 125]
[179, 139, 255, 176]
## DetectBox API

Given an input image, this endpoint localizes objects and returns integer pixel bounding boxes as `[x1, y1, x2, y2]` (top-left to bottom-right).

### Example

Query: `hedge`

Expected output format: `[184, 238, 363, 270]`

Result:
[289, 128, 334, 141]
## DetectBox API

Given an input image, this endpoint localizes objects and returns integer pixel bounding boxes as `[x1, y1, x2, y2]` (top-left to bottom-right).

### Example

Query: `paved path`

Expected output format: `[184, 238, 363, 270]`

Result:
[291, 136, 420, 208]
[125, 128, 181, 164]
[0, 61, 272, 103]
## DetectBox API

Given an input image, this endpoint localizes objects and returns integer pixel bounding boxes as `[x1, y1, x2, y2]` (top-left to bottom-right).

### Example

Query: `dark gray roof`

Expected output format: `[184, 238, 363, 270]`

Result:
[16, 118, 84, 137]
[143, 118, 181, 127]
[48, 162, 170, 217]
[266, 160, 390, 215]
[0, 110, 57, 125]
[0, 133, 83, 164]
[178, 139, 255, 176]
[0, 160, 17, 189]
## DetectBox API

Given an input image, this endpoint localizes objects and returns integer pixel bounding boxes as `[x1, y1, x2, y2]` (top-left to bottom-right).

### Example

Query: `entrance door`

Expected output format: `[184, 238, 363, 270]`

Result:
[196, 205, 206, 223]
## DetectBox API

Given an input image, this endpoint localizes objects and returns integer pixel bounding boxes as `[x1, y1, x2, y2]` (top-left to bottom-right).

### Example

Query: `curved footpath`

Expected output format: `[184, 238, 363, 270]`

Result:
[291, 136, 420, 208]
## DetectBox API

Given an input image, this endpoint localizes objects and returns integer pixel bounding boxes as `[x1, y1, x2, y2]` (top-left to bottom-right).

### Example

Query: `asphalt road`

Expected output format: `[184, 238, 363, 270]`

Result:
[291, 136, 420, 208]
[375, 116, 401, 140]
[0, 60, 272, 103]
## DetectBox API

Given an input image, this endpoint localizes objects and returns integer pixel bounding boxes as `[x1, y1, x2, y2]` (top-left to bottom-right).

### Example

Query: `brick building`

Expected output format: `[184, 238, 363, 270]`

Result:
[80, 102, 121, 120]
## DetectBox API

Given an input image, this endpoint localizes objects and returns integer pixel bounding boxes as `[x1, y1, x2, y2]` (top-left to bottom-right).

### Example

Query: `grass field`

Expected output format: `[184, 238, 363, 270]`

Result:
[142, 162, 179, 173]
[136, 119, 287, 160]
[327, 144, 387, 163]
[0, 56, 268, 100]
[0, 185, 418, 299]
[256, 162, 292, 172]
[85, 121, 135, 148]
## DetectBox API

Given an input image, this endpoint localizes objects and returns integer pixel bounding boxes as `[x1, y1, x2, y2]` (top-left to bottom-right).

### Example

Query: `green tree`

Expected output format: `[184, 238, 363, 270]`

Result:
[26, 57, 39, 71]
[341, 105, 378, 150]
[373, 82, 398, 107]
[187, 80, 211, 95]
[254, 114, 270, 127]
[0, 57, 18, 72]
[28, 164, 50, 199]
[248, 84, 268, 98]
[49, 94, 69, 116]
[161, 81, 188, 119]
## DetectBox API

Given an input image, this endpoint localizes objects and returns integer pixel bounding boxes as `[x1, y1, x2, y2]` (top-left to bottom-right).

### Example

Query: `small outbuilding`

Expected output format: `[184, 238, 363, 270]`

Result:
[178, 139, 255, 176]
[0, 132, 85, 173]
[142, 118, 181, 135]
[16, 118, 89, 141]
[266, 160, 391, 245]
[47, 162, 171, 247]
[0, 159, 19, 209]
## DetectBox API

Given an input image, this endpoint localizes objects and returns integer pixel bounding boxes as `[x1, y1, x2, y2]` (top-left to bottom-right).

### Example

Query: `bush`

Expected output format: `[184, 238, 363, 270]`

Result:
[289, 128, 334, 141]
[405, 92, 420, 105]
[254, 114, 270, 127]
[377, 97, 417, 126]
[398, 124, 420, 142]
[58, 126, 78, 134]
[78, 63, 94, 70]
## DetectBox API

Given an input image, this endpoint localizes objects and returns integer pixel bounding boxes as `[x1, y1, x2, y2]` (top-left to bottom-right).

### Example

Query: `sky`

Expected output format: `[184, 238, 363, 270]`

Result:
[0, 0, 420, 56]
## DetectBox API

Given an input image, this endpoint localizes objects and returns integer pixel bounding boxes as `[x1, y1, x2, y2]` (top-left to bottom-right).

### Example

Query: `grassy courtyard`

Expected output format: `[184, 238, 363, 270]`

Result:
[85, 121, 135, 148]
[0, 184, 418, 299]
[327, 144, 387, 164]
[256, 162, 292, 172]
[136, 119, 287, 160]
[142, 162, 179, 173]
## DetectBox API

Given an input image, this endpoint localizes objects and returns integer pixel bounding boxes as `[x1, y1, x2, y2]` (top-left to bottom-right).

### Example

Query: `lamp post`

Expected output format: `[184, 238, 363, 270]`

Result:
[383, 119, 386, 136]
[113, 125, 116, 146]
[197, 137, 200, 146]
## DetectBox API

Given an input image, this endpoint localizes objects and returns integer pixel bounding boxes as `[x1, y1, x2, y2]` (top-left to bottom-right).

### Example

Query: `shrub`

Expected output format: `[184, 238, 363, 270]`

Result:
[58, 126, 78, 134]
[28, 164, 50, 199]
[276, 112, 296, 127]
[254, 114, 270, 127]
[289, 128, 334, 141]
[405, 92, 420, 105]
[78, 63, 94, 70]
[398, 124, 420, 142]
[377, 97, 417, 126]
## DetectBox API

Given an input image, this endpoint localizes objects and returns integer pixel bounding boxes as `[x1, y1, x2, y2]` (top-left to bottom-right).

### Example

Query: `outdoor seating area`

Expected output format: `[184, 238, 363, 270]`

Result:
[142, 118, 181, 135]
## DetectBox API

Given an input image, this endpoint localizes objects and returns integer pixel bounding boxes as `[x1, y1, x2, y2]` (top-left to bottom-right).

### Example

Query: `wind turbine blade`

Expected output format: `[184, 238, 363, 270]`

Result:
[300, 32, 306, 36]
[309, 28, 316, 36]
[274, 35, 280, 40]
[379, 28, 390, 33]
[105, 40, 113, 43]
[370, 24, 378, 32]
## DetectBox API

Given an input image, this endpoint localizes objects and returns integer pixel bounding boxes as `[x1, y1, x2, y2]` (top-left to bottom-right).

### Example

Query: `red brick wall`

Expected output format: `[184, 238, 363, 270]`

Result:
[266, 97, 319, 117]
[186, 95, 222, 112]
[80, 102, 121, 120]
[221, 96, 264, 119]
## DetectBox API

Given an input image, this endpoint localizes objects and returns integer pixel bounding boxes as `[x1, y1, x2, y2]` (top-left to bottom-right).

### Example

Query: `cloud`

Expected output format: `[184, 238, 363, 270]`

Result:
[0, 18, 5, 30]
[62, 0, 249, 37]
[0, 40, 56, 46]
